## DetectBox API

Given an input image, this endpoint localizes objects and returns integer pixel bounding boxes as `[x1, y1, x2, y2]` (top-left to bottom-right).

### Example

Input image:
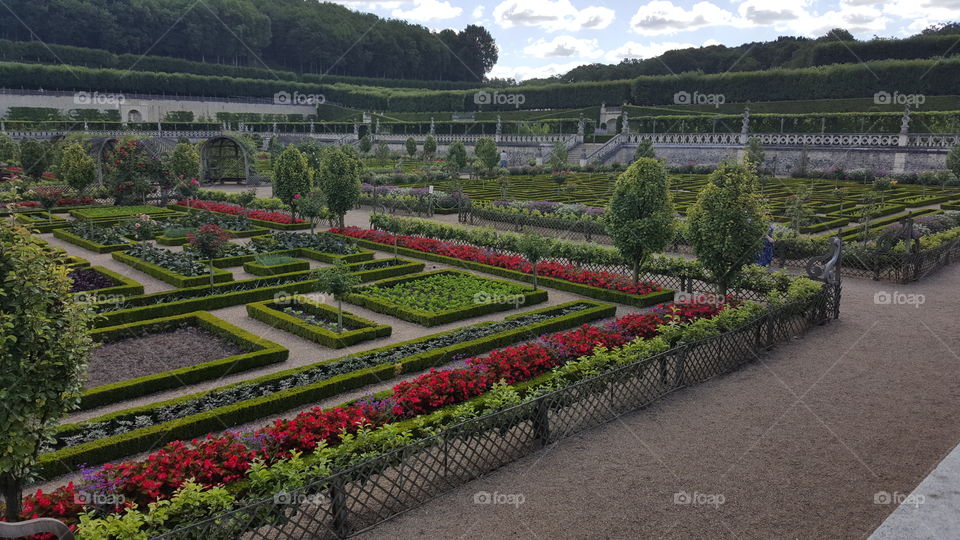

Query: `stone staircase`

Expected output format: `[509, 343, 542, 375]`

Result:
[566, 142, 606, 165]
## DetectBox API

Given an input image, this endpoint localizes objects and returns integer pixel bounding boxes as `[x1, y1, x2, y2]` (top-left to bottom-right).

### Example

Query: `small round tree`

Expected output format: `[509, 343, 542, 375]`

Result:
[475, 137, 499, 172]
[687, 161, 766, 294]
[317, 147, 362, 228]
[0, 133, 18, 164]
[0, 224, 95, 521]
[106, 141, 166, 205]
[272, 144, 310, 217]
[358, 135, 372, 154]
[18, 139, 52, 181]
[517, 233, 554, 290]
[296, 190, 327, 233]
[634, 138, 656, 161]
[57, 143, 96, 195]
[745, 136, 765, 171]
[447, 140, 468, 171]
[187, 224, 231, 287]
[424, 136, 438, 159]
[374, 140, 391, 165]
[405, 137, 417, 158]
[549, 141, 568, 170]
[313, 261, 360, 333]
[946, 143, 960, 187]
[605, 158, 675, 283]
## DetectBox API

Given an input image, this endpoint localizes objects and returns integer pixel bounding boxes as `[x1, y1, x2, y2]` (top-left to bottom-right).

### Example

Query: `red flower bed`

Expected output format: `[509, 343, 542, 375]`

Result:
[177, 199, 305, 224]
[22, 300, 726, 526]
[3, 198, 96, 209]
[330, 227, 663, 296]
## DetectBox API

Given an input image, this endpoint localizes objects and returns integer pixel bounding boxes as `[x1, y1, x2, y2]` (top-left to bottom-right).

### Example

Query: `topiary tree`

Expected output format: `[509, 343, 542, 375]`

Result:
[745, 136, 765, 171]
[475, 137, 499, 171]
[517, 232, 554, 290]
[374, 140, 390, 165]
[313, 261, 360, 333]
[18, 139, 52, 180]
[634, 138, 655, 161]
[549, 141, 568, 170]
[317, 147, 362, 227]
[272, 144, 310, 216]
[0, 133, 19, 164]
[0, 224, 95, 521]
[605, 158, 675, 283]
[423, 136, 437, 159]
[187, 224, 231, 287]
[447, 140, 467, 171]
[947, 144, 960, 187]
[296, 190, 327, 233]
[687, 161, 767, 294]
[57, 142, 96, 195]
[358, 135, 372, 154]
[168, 142, 200, 181]
[405, 137, 417, 158]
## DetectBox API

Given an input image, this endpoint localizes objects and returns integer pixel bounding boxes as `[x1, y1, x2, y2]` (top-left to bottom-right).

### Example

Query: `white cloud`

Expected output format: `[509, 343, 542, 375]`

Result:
[489, 60, 586, 81]
[391, 0, 462, 21]
[738, 0, 809, 25]
[605, 41, 696, 62]
[524, 36, 604, 58]
[471, 5, 485, 19]
[629, 1, 741, 35]
[492, 0, 615, 31]
[702, 38, 722, 47]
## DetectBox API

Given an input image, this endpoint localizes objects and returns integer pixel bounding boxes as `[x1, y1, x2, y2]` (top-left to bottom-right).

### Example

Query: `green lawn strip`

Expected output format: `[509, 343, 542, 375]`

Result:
[80, 311, 288, 411]
[332, 234, 676, 307]
[53, 228, 135, 253]
[247, 295, 391, 348]
[112, 250, 235, 288]
[38, 300, 614, 478]
[346, 269, 548, 327]
[95, 258, 426, 327]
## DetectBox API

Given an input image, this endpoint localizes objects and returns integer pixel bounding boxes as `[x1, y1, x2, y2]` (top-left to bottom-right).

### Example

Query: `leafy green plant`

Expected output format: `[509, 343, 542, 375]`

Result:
[317, 147, 362, 228]
[187, 224, 232, 287]
[516, 232, 553, 290]
[633, 138, 655, 161]
[475, 137, 499, 171]
[272, 145, 310, 215]
[405, 137, 417, 158]
[447, 140, 467, 170]
[314, 261, 361, 333]
[57, 142, 96, 194]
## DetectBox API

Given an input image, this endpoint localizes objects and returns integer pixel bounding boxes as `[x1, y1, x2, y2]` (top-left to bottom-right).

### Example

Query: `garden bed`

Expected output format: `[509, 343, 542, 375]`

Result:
[113, 244, 234, 288]
[79, 311, 288, 411]
[13, 211, 70, 232]
[242, 254, 310, 276]
[171, 201, 312, 230]
[70, 205, 176, 220]
[346, 269, 547, 326]
[247, 295, 392, 348]
[68, 265, 143, 298]
[53, 227, 134, 254]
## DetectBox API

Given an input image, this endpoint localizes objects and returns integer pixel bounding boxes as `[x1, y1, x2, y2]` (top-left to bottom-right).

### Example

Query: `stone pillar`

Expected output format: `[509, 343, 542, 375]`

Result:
[495, 115, 502, 142]
[579, 147, 587, 168]
[740, 106, 750, 144]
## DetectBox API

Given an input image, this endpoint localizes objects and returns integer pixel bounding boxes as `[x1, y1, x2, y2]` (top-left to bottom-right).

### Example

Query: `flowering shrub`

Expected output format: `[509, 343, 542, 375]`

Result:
[330, 227, 663, 296]
[178, 200, 305, 224]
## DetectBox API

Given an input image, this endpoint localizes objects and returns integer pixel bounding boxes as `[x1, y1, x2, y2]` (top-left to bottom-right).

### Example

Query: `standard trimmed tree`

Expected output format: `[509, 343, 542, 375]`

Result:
[475, 137, 499, 171]
[447, 140, 468, 171]
[745, 136, 765, 171]
[634, 138, 655, 161]
[317, 147, 362, 228]
[18, 139, 52, 180]
[273, 145, 310, 215]
[517, 233, 554, 290]
[687, 161, 766, 294]
[374, 140, 390, 164]
[0, 133, 18, 164]
[549, 141, 568, 170]
[314, 261, 361, 333]
[605, 158, 675, 283]
[57, 143, 96, 194]
[358, 135, 372, 154]
[947, 144, 960, 187]
[0, 224, 95, 521]
[405, 137, 417, 158]
[187, 224, 231, 287]
[424, 135, 438, 159]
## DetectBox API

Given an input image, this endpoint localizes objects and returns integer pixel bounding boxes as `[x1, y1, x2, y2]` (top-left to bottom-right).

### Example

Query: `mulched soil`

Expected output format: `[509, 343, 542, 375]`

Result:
[86, 326, 245, 388]
[68, 268, 117, 293]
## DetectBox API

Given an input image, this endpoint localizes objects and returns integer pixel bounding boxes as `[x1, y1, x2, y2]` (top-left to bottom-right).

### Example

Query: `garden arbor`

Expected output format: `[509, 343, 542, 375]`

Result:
[199, 135, 261, 185]
[86, 137, 117, 184]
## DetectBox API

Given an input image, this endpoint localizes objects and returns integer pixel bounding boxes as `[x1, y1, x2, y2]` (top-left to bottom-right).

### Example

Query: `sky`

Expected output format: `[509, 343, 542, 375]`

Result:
[330, 0, 960, 81]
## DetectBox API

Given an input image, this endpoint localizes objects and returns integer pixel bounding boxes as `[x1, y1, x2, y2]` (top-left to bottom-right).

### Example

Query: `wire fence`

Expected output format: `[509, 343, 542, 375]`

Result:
[151, 282, 839, 539]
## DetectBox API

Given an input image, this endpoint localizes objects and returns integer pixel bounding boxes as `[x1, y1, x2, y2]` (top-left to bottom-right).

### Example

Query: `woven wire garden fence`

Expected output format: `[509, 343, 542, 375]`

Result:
[151, 283, 839, 540]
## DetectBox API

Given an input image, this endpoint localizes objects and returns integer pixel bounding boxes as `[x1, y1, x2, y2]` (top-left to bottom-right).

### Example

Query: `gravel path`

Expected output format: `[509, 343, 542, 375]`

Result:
[358, 265, 960, 540]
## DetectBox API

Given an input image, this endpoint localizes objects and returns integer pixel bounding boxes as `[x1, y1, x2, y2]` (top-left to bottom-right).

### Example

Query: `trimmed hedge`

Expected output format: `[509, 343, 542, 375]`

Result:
[346, 269, 548, 327]
[53, 228, 134, 253]
[69, 205, 172, 220]
[168, 204, 312, 231]
[800, 217, 849, 234]
[112, 250, 234, 288]
[155, 226, 270, 246]
[70, 265, 144, 298]
[14, 212, 69, 233]
[39, 300, 613, 478]
[247, 296, 392, 348]
[80, 311, 288, 411]
[333, 234, 677, 307]
[96, 259, 426, 327]
[209, 247, 373, 269]
[243, 257, 310, 276]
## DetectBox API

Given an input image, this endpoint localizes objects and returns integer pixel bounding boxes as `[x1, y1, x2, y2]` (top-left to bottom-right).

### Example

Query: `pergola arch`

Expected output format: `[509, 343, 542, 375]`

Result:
[199, 135, 257, 185]
[86, 137, 117, 185]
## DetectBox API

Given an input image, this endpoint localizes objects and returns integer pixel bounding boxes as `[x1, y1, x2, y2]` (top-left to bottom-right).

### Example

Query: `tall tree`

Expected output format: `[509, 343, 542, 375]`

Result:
[272, 144, 310, 214]
[474, 137, 499, 171]
[57, 143, 96, 194]
[634, 139, 656, 161]
[0, 224, 95, 521]
[605, 159, 675, 283]
[317, 147, 362, 228]
[447, 140, 467, 170]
